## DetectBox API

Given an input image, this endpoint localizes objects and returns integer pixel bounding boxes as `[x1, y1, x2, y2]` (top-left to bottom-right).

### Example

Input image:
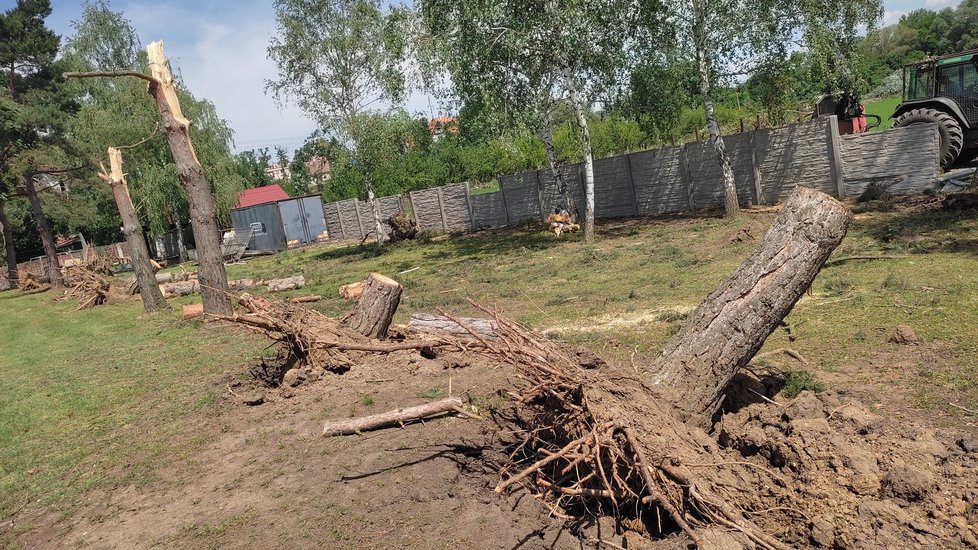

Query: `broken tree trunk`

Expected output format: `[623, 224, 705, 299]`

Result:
[343, 273, 402, 339]
[146, 41, 231, 316]
[101, 147, 169, 313]
[644, 186, 852, 427]
[409, 313, 498, 339]
[23, 174, 64, 289]
[322, 397, 466, 436]
[0, 201, 18, 283]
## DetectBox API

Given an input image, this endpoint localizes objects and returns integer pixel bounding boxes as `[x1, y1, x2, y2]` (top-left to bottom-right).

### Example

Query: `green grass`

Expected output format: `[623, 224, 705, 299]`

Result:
[863, 95, 902, 130]
[3, 199, 978, 541]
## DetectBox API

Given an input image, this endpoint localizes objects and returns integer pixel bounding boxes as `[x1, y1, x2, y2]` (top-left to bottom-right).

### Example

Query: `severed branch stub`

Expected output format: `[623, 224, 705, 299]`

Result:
[322, 397, 474, 436]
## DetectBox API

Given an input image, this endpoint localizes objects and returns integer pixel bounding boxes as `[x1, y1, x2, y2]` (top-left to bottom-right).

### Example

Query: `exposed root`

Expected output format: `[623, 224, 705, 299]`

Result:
[58, 254, 112, 310]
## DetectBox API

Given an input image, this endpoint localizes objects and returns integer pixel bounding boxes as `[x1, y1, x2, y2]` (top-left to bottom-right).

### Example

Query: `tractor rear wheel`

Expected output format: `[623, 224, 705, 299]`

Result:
[893, 108, 964, 169]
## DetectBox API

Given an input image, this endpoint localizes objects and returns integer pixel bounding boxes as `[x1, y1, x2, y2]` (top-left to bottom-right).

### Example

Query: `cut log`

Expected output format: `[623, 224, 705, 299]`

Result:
[644, 186, 852, 427]
[409, 313, 498, 339]
[155, 271, 196, 284]
[289, 295, 321, 304]
[228, 278, 257, 291]
[182, 303, 204, 320]
[339, 280, 366, 301]
[343, 272, 403, 339]
[322, 397, 465, 436]
[161, 280, 199, 297]
[267, 275, 305, 292]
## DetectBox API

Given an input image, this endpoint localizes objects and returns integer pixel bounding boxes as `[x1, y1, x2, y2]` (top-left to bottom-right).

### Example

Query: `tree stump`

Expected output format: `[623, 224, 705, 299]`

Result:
[344, 273, 403, 339]
[644, 186, 852, 427]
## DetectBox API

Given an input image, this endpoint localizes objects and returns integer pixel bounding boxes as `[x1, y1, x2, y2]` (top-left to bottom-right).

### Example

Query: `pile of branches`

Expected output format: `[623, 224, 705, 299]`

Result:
[59, 255, 113, 309]
[220, 293, 440, 383]
[444, 302, 791, 549]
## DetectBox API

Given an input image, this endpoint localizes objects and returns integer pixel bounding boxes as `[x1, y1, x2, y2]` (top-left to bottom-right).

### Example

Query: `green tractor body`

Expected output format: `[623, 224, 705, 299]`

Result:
[892, 50, 978, 168]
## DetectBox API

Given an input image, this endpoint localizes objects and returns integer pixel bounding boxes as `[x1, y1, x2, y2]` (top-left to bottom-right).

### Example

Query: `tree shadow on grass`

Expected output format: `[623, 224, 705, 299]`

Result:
[855, 200, 978, 256]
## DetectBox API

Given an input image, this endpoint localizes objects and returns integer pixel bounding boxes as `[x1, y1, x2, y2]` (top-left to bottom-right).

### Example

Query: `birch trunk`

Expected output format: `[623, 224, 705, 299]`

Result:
[103, 147, 169, 312]
[146, 41, 231, 315]
[644, 187, 851, 427]
[174, 207, 189, 263]
[23, 174, 63, 288]
[692, 0, 740, 218]
[0, 201, 17, 282]
[564, 71, 595, 242]
[365, 175, 385, 247]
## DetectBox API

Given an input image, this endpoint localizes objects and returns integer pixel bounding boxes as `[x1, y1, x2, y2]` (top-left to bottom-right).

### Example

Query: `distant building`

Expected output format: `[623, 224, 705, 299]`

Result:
[265, 162, 291, 182]
[236, 184, 290, 208]
[304, 156, 331, 180]
[428, 116, 459, 142]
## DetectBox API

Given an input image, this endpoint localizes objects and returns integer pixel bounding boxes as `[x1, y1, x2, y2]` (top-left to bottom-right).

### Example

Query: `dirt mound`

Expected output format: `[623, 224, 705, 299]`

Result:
[718, 390, 978, 549]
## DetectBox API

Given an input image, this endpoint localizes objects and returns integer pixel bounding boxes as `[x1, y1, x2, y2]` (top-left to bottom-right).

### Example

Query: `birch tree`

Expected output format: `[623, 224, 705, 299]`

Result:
[666, 0, 882, 218]
[266, 0, 407, 248]
[420, 0, 660, 243]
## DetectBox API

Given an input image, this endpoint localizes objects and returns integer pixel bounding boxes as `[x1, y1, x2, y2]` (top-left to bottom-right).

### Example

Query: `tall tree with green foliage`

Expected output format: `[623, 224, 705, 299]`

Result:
[267, 0, 408, 247]
[420, 0, 659, 242]
[0, 0, 79, 288]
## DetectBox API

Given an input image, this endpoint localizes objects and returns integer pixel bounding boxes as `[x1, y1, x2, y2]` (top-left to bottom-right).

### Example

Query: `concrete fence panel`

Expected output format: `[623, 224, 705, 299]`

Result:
[440, 183, 473, 231]
[630, 146, 687, 216]
[410, 188, 444, 231]
[471, 191, 509, 229]
[593, 155, 638, 218]
[501, 171, 542, 223]
[841, 123, 940, 196]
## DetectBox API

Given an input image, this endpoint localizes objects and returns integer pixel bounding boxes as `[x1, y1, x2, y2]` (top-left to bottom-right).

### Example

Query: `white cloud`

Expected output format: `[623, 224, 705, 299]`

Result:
[882, 10, 908, 26]
[925, 0, 954, 7]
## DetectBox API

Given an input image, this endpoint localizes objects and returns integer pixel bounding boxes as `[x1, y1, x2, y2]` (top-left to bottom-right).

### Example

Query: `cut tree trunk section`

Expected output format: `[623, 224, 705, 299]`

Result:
[101, 147, 169, 313]
[146, 41, 231, 316]
[409, 313, 498, 340]
[343, 273, 402, 339]
[267, 275, 305, 292]
[644, 186, 852, 427]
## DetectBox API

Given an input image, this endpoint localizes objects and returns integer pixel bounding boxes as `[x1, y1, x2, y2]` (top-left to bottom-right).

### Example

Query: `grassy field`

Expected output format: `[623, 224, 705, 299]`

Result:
[863, 95, 902, 130]
[3, 196, 978, 544]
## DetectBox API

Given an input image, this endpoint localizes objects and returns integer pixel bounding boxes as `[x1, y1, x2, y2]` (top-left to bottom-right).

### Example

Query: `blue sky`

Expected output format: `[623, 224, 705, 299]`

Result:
[0, 0, 964, 153]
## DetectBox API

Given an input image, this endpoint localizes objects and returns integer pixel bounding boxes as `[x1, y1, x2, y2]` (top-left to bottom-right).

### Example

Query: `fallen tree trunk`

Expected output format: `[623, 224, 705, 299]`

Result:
[322, 397, 465, 436]
[160, 280, 199, 297]
[409, 313, 498, 339]
[644, 186, 852, 427]
[343, 273, 402, 339]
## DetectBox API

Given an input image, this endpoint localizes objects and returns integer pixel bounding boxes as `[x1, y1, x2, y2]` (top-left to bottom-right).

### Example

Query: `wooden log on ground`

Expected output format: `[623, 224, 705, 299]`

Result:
[343, 273, 402, 339]
[322, 397, 465, 436]
[267, 275, 305, 292]
[289, 295, 321, 303]
[409, 313, 498, 339]
[644, 186, 852, 427]
[182, 303, 204, 320]
[161, 280, 199, 297]
[339, 280, 366, 301]
[155, 271, 195, 284]
[228, 279, 257, 291]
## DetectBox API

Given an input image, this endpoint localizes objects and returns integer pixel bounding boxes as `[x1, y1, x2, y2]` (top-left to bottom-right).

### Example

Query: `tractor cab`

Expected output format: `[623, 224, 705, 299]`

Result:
[893, 50, 978, 168]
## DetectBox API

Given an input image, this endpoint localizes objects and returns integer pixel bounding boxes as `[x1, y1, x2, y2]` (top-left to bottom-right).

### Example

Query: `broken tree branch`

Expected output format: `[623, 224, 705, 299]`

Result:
[322, 397, 468, 436]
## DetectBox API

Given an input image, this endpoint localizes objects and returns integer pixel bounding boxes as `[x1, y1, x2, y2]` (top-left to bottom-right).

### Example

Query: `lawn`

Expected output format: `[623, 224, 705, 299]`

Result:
[3, 196, 978, 545]
[863, 95, 902, 130]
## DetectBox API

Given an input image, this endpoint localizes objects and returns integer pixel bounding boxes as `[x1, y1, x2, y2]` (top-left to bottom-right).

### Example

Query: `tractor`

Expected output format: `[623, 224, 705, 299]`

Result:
[892, 49, 978, 168]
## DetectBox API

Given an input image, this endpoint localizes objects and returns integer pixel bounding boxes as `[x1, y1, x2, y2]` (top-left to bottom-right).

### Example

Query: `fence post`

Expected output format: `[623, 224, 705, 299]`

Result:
[498, 177, 513, 226]
[534, 171, 547, 221]
[407, 191, 420, 228]
[435, 186, 449, 230]
[748, 131, 764, 206]
[335, 202, 348, 239]
[826, 115, 846, 198]
[463, 182, 475, 231]
[679, 144, 695, 211]
[624, 153, 640, 216]
[353, 199, 366, 238]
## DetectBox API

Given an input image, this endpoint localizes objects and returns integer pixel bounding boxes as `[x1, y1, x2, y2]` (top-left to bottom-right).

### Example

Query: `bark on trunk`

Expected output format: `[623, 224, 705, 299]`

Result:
[103, 147, 170, 312]
[146, 41, 231, 315]
[692, 0, 740, 219]
[644, 186, 852, 426]
[322, 397, 464, 436]
[174, 209, 189, 263]
[23, 175, 63, 288]
[409, 313, 498, 339]
[540, 120, 572, 218]
[0, 201, 17, 282]
[161, 279, 199, 297]
[365, 175, 385, 247]
[564, 71, 595, 242]
[344, 272, 402, 339]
